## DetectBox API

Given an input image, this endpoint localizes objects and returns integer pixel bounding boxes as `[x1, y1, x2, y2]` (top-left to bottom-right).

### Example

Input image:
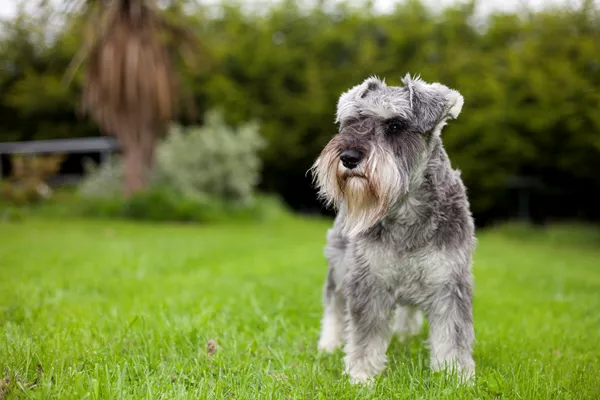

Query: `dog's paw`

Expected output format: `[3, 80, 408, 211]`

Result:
[432, 358, 475, 386]
[349, 376, 375, 386]
[343, 358, 379, 387]
[317, 336, 341, 353]
[395, 328, 421, 343]
[317, 327, 342, 353]
[456, 367, 475, 386]
[347, 371, 375, 386]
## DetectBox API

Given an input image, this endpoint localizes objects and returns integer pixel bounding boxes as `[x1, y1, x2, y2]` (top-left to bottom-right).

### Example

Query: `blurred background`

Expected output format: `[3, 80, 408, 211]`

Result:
[1, 0, 599, 228]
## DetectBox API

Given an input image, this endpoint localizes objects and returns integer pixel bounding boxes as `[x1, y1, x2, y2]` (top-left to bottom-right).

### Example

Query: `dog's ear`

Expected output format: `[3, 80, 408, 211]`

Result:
[439, 86, 464, 121]
[401, 73, 464, 134]
[336, 76, 387, 123]
[358, 76, 386, 98]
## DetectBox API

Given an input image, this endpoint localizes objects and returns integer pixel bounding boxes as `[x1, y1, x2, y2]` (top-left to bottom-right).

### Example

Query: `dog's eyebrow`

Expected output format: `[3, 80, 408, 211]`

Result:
[339, 116, 367, 129]
[383, 116, 410, 125]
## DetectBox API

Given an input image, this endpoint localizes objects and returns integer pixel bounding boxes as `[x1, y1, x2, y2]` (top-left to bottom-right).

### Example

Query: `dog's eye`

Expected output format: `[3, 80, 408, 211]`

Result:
[385, 118, 408, 135]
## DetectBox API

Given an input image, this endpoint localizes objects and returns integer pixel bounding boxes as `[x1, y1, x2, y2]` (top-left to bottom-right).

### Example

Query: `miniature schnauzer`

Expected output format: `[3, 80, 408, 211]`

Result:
[310, 74, 476, 385]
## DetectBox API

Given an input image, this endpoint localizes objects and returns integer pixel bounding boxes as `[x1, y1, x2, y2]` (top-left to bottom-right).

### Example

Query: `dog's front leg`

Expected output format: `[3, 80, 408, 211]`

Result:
[343, 266, 395, 385]
[427, 278, 475, 383]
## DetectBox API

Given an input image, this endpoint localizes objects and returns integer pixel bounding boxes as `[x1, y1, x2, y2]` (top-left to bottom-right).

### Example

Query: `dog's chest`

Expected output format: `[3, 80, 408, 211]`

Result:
[360, 238, 451, 304]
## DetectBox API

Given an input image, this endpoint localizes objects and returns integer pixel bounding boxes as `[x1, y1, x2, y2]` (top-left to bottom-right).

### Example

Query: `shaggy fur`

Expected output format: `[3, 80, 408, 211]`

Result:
[310, 74, 476, 385]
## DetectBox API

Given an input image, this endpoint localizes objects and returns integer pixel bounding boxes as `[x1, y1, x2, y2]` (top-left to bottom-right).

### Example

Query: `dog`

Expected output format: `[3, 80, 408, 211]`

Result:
[310, 74, 476, 385]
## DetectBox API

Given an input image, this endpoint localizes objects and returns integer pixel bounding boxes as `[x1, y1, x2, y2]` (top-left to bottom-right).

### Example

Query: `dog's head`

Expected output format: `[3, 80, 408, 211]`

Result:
[311, 74, 464, 236]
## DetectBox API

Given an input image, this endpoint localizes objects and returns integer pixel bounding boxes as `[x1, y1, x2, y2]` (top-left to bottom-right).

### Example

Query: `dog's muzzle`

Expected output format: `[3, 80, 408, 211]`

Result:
[340, 149, 364, 170]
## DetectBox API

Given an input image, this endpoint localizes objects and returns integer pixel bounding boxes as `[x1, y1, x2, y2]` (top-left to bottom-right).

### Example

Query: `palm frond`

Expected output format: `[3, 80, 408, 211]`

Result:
[62, 0, 202, 137]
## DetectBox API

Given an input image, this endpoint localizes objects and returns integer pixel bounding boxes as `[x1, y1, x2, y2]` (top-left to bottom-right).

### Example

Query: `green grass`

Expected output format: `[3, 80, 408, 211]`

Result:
[1, 217, 599, 399]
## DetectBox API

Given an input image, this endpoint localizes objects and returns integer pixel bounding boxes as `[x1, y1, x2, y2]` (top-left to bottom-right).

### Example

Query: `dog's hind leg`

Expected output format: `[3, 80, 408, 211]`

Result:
[393, 306, 424, 342]
[318, 227, 347, 353]
[317, 267, 346, 353]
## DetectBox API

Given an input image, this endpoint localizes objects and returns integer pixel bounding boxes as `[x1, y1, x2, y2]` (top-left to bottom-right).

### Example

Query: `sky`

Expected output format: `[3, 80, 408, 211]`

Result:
[0, 0, 592, 20]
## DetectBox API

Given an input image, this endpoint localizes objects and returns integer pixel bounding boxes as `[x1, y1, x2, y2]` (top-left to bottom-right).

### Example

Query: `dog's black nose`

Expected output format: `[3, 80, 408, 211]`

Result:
[340, 149, 363, 169]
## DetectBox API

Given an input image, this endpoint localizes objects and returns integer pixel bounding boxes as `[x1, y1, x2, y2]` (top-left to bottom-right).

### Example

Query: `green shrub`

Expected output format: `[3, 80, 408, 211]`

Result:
[120, 187, 201, 222]
[155, 110, 266, 205]
[78, 157, 123, 199]
[70, 190, 289, 224]
[119, 189, 288, 224]
[0, 203, 27, 222]
[76, 109, 268, 223]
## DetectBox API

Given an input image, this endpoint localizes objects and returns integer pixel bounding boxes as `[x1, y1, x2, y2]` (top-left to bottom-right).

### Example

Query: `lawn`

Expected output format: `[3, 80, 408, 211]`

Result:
[1, 216, 599, 399]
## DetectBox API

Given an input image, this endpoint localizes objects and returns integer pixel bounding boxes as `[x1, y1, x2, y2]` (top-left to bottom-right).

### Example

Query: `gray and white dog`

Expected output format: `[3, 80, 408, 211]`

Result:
[310, 74, 476, 385]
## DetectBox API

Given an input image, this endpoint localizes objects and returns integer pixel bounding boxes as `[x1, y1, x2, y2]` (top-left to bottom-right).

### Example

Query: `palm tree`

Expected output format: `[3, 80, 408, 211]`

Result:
[63, 0, 198, 196]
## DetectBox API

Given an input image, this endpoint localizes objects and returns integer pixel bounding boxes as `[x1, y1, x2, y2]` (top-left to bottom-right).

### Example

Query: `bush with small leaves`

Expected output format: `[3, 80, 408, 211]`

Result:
[155, 109, 265, 206]
[75, 110, 274, 222]
[78, 157, 123, 199]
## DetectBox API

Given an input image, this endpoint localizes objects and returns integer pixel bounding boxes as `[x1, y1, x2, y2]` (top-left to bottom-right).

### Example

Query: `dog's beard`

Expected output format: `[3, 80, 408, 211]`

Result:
[311, 142, 407, 237]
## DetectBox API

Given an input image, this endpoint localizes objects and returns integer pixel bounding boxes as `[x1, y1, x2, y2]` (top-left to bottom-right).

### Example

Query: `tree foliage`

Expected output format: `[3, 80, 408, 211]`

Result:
[1, 0, 599, 222]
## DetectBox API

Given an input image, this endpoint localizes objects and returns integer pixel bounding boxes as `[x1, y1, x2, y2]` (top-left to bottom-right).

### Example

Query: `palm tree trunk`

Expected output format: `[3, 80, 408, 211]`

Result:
[121, 125, 159, 197]
[123, 143, 146, 197]
[141, 125, 159, 173]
